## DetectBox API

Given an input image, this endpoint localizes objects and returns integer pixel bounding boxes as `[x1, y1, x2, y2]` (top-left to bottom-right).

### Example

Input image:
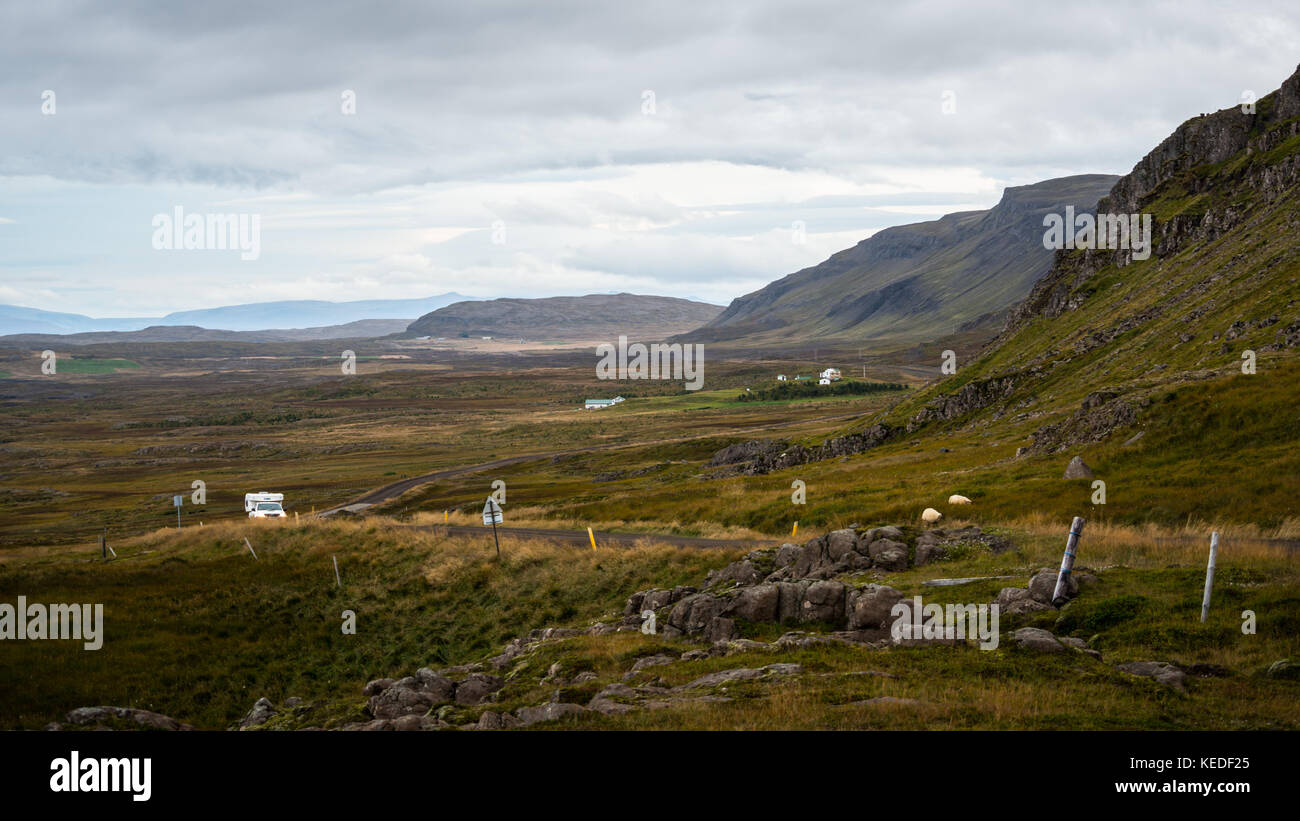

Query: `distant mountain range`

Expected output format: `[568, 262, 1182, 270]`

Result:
[0, 294, 474, 336]
[687, 174, 1120, 347]
[405, 293, 724, 341]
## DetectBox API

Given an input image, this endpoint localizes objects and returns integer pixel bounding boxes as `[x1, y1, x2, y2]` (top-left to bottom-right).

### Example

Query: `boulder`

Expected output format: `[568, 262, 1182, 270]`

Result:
[776, 581, 812, 623]
[995, 587, 1052, 615]
[774, 543, 803, 568]
[1063, 456, 1094, 479]
[63, 706, 194, 732]
[704, 616, 739, 643]
[1028, 568, 1077, 604]
[516, 702, 589, 726]
[825, 529, 859, 561]
[1012, 627, 1066, 653]
[799, 580, 847, 623]
[846, 584, 903, 630]
[666, 593, 726, 634]
[1117, 661, 1187, 692]
[727, 582, 780, 622]
[237, 697, 276, 730]
[454, 673, 504, 705]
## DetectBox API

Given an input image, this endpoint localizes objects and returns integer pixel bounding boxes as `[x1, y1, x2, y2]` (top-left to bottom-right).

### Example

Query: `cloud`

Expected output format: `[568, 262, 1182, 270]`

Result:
[1, 0, 1298, 314]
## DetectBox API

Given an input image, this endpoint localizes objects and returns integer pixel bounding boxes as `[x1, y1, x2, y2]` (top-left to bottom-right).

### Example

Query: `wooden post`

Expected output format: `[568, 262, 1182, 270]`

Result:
[1052, 516, 1085, 606]
[491, 518, 501, 559]
[100, 533, 106, 559]
[333, 555, 342, 588]
[1201, 532, 1219, 623]
[244, 537, 258, 560]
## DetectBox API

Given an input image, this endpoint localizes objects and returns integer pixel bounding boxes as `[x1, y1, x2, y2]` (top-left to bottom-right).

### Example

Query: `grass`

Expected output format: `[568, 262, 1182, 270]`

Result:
[1, 513, 1293, 731]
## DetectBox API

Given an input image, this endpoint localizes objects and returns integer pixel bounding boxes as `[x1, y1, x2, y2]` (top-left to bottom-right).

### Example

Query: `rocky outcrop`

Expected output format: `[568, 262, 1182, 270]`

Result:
[622, 524, 1013, 641]
[363, 668, 503, 720]
[47, 706, 194, 732]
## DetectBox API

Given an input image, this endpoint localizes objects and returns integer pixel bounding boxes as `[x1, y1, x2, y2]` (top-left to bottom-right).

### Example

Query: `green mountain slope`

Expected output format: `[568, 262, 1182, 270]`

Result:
[405, 293, 722, 341]
[689, 174, 1118, 347]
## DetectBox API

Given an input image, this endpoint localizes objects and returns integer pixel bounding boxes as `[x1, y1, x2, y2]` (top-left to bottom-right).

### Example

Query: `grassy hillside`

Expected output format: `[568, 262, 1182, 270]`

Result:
[691, 175, 1118, 347]
[2, 516, 1294, 731]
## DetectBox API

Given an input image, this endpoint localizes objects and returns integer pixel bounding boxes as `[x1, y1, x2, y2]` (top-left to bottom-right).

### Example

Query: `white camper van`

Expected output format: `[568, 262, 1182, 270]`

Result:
[245, 492, 285, 519]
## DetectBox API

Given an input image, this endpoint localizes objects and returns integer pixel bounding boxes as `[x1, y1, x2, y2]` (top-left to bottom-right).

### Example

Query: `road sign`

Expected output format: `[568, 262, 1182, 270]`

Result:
[482, 497, 502, 558]
[482, 497, 503, 525]
[173, 495, 183, 529]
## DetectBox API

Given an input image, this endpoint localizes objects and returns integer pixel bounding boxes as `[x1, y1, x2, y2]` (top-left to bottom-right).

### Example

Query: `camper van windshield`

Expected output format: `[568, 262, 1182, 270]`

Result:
[256, 502, 283, 511]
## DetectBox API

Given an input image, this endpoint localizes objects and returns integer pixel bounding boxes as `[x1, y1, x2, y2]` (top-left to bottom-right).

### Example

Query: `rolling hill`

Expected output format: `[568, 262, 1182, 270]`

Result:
[405, 293, 724, 341]
[687, 174, 1119, 347]
[0, 294, 473, 336]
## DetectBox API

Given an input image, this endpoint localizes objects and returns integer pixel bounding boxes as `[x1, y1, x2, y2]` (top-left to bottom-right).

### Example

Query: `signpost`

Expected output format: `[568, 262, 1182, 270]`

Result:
[482, 497, 503, 559]
[173, 495, 183, 529]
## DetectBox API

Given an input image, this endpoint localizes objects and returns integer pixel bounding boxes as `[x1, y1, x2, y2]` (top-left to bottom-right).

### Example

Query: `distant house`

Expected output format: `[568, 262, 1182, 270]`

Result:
[584, 396, 625, 410]
[820, 368, 842, 381]
[794, 375, 813, 382]
[819, 377, 831, 385]
[481, 336, 493, 340]
[776, 374, 787, 382]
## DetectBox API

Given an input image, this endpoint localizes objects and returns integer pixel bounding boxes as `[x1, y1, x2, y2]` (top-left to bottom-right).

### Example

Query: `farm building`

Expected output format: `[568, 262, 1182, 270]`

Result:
[820, 368, 842, 381]
[584, 396, 625, 410]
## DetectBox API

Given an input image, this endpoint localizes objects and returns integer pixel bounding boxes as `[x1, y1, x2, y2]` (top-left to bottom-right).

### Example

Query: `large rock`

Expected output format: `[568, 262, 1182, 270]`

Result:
[368, 672, 456, 719]
[666, 593, 726, 635]
[727, 583, 780, 622]
[1117, 661, 1187, 692]
[774, 543, 803, 568]
[705, 560, 763, 588]
[1063, 456, 1095, 479]
[799, 580, 847, 623]
[846, 584, 904, 630]
[704, 616, 739, 643]
[995, 587, 1052, 615]
[454, 673, 504, 705]
[237, 697, 276, 730]
[516, 702, 589, 726]
[63, 706, 194, 732]
[868, 538, 910, 572]
[1028, 568, 1077, 604]
[1012, 627, 1066, 653]
[776, 581, 812, 623]
[825, 529, 859, 561]
[678, 664, 802, 690]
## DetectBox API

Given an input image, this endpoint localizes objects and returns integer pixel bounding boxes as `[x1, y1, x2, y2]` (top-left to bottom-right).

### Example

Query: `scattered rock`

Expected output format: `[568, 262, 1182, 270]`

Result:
[678, 663, 803, 690]
[62, 706, 194, 732]
[516, 702, 589, 726]
[1063, 455, 1094, 479]
[237, 697, 276, 730]
[1117, 661, 1188, 692]
[1012, 627, 1066, 654]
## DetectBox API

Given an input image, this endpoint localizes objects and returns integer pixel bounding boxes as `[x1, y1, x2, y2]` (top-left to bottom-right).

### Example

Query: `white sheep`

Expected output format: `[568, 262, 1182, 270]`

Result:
[948, 494, 972, 505]
[921, 507, 943, 523]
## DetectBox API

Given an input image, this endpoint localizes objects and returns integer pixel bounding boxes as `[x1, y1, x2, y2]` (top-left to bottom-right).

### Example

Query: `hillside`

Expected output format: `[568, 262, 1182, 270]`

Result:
[705, 65, 1300, 526]
[688, 174, 1119, 347]
[0, 319, 411, 346]
[405, 293, 724, 341]
[0, 294, 472, 336]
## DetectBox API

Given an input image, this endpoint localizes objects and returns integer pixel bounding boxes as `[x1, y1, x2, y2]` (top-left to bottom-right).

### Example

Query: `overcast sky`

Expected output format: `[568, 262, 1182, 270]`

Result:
[1, 0, 1298, 316]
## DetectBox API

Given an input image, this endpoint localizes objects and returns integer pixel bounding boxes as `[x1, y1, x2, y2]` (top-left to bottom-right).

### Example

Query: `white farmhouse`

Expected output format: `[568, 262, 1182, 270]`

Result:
[776, 374, 788, 382]
[820, 368, 842, 381]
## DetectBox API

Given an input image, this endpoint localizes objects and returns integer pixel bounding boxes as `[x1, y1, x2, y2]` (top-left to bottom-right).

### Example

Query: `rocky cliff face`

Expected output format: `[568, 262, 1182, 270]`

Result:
[1007, 63, 1300, 334]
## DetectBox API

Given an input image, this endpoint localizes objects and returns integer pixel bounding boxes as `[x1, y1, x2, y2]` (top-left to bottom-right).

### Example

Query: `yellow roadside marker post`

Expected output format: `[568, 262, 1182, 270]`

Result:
[588, 527, 597, 551]
[792, 521, 798, 538]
